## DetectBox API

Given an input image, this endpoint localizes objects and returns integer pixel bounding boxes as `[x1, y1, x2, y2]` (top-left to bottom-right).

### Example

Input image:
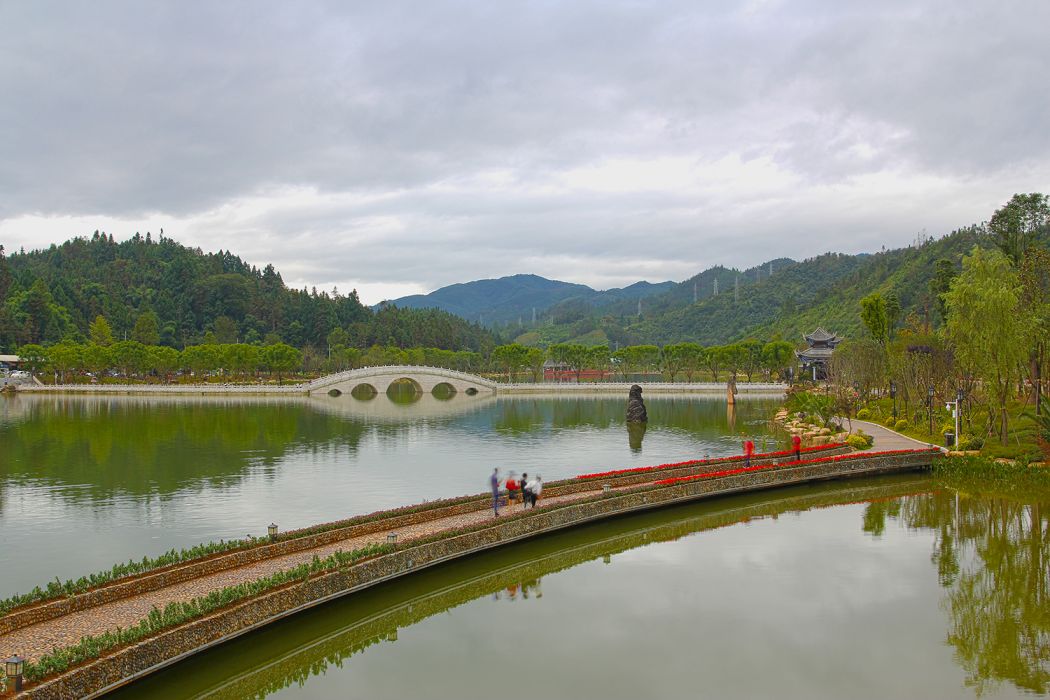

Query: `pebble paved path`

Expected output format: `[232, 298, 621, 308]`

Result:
[0, 486, 613, 662]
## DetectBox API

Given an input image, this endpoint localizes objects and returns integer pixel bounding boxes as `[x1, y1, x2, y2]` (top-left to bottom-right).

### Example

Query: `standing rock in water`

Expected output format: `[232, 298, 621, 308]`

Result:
[626, 384, 648, 423]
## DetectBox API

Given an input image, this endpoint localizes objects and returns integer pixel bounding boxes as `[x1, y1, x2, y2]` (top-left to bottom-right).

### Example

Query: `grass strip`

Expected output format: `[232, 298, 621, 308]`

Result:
[21, 543, 390, 684]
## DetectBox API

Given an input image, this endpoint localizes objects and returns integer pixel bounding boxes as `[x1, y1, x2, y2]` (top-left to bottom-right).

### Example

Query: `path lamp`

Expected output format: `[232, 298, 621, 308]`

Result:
[890, 382, 897, 421]
[387, 533, 398, 545]
[268, 523, 278, 542]
[928, 386, 936, 436]
[5, 653, 24, 692]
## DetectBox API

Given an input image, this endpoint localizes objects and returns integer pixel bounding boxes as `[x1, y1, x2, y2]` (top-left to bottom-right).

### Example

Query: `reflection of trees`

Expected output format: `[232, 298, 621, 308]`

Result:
[0, 396, 368, 499]
[111, 478, 931, 700]
[487, 396, 781, 437]
[895, 490, 1049, 695]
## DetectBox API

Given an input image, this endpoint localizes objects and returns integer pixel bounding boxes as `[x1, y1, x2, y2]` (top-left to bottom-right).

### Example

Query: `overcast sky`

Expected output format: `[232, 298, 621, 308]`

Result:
[1, 1, 1047, 304]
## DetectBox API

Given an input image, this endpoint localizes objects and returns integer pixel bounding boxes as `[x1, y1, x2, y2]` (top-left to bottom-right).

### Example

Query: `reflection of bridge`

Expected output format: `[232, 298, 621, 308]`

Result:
[306, 366, 499, 396]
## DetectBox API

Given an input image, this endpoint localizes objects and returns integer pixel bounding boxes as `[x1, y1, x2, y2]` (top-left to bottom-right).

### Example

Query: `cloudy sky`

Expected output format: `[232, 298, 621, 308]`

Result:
[1, 1, 1047, 303]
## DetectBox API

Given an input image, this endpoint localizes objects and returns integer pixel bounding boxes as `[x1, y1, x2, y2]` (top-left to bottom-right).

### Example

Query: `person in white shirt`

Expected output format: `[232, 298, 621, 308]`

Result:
[524, 474, 543, 508]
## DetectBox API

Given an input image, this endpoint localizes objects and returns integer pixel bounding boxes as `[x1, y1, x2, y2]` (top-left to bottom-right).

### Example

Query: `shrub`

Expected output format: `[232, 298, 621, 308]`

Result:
[956, 434, 984, 451]
[845, 434, 869, 450]
[885, 416, 897, 427]
[894, 419, 909, 432]
[856, 408, 871, 420]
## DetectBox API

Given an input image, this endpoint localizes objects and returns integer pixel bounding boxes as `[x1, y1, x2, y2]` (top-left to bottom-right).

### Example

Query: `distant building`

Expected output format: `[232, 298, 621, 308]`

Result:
[0, 354, 21, 371]
[796, 328, 842, 380]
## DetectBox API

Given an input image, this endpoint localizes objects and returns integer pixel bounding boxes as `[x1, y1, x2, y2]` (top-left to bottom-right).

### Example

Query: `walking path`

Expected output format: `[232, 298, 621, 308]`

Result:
[0, 486, 609, 662]
[850, 419, 944, 452]
[0, 442, 933, 671]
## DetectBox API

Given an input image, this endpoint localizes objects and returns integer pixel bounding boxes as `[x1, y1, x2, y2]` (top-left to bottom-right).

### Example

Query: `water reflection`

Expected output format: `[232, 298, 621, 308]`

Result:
[892, 486, 1050, 695]
[0, 393, 784, 598]
[627, 421, 647, 452]
[109, 476, 1049, 700]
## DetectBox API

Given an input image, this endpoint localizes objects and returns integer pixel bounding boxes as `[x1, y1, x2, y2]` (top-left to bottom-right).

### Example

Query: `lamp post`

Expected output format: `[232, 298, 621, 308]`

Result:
[387, 533, 398, 545]
[5, 653, 24, 693]
[268, 523, 278, 542]
[928, 386, 935, 436]
[890, 382, 897, 421]
[954, 388, 964, 448]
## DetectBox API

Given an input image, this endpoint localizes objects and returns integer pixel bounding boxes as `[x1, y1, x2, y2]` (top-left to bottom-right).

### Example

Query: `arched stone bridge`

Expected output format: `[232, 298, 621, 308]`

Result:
[306, 366, 498, 397]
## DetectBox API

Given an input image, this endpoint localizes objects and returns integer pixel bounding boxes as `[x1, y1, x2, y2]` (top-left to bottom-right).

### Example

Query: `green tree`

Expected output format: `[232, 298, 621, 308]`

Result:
[47, 341, 83, 383]
[131, 311, 160, 346]
[181, 344, 220, 377]
[263, 343, 302, 383]
[149, 346, 180, 383]
[720, 344, 747, 380]
[762, 341, 795, 380]
[110, 340, 150, 378]
[660, 343, 692, 381]
[17, 343, 47, 375]
[525, 346, 545, 382]
[945, 247, 1032, 444]
[222, 344, 260, 379]
[82, 343, 111, 378]
[1020, 249, 1050, 415]
[987, 192, 1049, 267]
[491, 343, 531, 381]
[738, 338, 764, 381]
[0, 245, 11, 303]
[89, 315, 115, 346]
[705, 344, 724, 381]
[587, 345, 611, 379]
[213, 315, 239, 344]
[860, 293, 890, 344]
[929, 259, 957, 326]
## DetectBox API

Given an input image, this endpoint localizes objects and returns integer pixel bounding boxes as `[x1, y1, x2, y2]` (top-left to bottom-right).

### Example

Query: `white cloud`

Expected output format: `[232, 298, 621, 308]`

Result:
[1, 0, 1048, 303]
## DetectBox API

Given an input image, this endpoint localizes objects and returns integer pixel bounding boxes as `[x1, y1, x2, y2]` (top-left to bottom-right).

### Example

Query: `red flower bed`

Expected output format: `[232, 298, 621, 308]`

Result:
[574, 443, 846, 481]
[652, 448, 940, 486]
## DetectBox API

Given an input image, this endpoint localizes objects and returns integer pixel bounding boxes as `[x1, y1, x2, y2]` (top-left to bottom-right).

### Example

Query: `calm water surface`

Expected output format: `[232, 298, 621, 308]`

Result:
[0, 391, 780, 595]
[3, 392, 1047, 698]
[110, 476, 1049, 700]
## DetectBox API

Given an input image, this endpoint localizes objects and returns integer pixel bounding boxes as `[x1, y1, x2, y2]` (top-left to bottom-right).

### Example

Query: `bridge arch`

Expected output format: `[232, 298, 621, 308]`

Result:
[307, 366, 497, 398]
[350, 383, 379, 400]
[431, 382, 457, 400]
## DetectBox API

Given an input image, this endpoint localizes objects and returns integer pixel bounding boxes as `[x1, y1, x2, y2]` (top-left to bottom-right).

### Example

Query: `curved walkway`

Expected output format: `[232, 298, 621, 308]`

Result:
[0, 485, 620, 662]
[0, 445, 938, 688]
[850, 419, 944, 452]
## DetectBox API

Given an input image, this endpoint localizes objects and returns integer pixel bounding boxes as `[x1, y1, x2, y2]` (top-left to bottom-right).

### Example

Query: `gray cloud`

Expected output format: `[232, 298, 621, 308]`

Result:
[1, 0, 1047, 301]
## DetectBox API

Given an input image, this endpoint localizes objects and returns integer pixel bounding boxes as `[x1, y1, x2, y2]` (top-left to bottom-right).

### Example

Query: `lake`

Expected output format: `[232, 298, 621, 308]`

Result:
[2, 391, 1046, 698]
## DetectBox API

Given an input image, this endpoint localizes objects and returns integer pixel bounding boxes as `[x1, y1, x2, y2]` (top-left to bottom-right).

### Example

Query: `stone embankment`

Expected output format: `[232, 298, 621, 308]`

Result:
[0, 444, 940, 699]
[772, 408, 849, 446]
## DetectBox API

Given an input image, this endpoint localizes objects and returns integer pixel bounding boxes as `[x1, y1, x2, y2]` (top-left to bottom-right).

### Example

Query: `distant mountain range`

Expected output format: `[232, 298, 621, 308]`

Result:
[380, 274, 675, 326]
[380, 226, 1036, 348]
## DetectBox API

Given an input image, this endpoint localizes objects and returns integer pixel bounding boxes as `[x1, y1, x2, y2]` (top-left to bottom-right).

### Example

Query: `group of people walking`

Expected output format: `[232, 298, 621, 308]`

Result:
[490, 468, 543, 517]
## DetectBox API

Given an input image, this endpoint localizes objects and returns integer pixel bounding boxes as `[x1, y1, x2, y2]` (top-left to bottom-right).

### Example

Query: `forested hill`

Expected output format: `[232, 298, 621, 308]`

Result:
[383, 273, 675, 325]
[0, 232, 497, 352]
[512, 228, 1003, 347]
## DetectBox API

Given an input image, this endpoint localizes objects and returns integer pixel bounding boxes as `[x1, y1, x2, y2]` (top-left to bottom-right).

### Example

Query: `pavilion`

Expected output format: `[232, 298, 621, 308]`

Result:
[796, 328, 842, 380]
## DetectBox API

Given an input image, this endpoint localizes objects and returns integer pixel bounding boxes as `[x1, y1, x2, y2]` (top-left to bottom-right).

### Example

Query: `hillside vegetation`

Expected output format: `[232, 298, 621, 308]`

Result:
[513, 227, 1006, 347]
[0, 232, 496, 353]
